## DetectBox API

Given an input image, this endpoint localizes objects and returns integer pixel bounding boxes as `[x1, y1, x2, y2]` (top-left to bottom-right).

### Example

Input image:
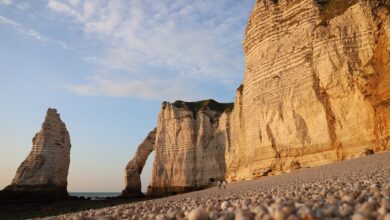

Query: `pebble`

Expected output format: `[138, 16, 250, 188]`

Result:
[241, 199, 251, 207]
[221, 201, 229, 211]
[71, 215, 83, 220]
[155, 214, 169, 220]
[272, 209, 286, 220]
[96, 217, 113, 220]
[384, 213, 390, 220]
[351, 213, 369, 220]
[36, 153, 390, 220]
[384, 183, 390, 197]
[235, 209, 253, 220]
[187, 207, 209, 220]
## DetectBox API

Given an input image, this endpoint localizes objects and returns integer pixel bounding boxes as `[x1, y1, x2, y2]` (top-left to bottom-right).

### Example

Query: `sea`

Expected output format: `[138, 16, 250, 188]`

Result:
[69, 192, 121, 199]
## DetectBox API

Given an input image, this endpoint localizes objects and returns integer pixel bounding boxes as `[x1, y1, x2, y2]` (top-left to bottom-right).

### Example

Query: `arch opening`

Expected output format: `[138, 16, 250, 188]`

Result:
[140, 153, 154, 193]
[121, 128, 156, 197]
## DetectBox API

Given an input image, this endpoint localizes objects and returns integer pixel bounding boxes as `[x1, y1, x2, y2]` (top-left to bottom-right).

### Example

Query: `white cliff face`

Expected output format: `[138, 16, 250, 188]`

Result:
[148, 100, 231, 195]
[226, 0, 390, 181]
[122, 128, 156, 196]
[124, 0, 390, 194]
[3, 108, 71, 197]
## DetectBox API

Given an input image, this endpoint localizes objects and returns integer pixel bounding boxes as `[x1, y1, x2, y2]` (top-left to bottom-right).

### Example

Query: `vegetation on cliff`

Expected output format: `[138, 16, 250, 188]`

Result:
[172, 99, 233, 117]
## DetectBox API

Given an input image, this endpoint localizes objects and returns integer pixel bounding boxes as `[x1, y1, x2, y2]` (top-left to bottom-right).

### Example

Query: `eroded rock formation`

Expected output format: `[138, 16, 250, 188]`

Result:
[122, 128, 156, 196]
[225, 0, 390, 181]
[124, 0, 390, 195]
[1, 108, 71, 199]
[148, 100, 232, 196]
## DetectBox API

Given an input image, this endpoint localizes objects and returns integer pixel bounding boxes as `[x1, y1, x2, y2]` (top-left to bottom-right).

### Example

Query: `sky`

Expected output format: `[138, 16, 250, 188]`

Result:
[0, 0, 255, 192]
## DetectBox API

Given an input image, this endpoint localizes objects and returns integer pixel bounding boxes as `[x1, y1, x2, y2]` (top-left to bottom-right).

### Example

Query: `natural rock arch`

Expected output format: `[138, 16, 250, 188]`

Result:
[122, 100, 231, 197]
[122, 128, 156, 196]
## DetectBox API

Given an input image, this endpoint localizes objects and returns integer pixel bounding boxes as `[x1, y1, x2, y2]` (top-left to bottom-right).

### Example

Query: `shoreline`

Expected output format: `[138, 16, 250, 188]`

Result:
[0, 196, 149, 219]
[2, 152, 390, 219]
[37, 152, 390, 220]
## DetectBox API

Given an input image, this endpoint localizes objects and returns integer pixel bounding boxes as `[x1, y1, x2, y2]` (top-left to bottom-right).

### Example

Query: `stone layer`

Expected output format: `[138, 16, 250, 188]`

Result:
[1, 108, 71, 199]
[124, 0, 390, 195]
[226, 0, 390, 181]
[122, 128, 156, 197]
[148, 100, 231, 196]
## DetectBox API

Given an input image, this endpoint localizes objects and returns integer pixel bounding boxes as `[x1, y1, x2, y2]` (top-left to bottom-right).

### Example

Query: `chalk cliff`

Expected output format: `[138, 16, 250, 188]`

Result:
[1, 108, 71, 198]
[122, 128, 156, 196]
[226, 0, 390, 181]
[147, 100, 232, 195]
[124, 0, 390, 195]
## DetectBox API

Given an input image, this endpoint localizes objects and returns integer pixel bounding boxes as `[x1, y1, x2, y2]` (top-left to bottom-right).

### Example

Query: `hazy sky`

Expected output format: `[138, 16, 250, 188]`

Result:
[0, 0, 255, 192]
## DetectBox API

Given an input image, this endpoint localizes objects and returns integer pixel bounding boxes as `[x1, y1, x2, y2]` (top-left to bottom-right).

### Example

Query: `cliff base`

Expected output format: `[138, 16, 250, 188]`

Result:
[0, 184, 68, 200]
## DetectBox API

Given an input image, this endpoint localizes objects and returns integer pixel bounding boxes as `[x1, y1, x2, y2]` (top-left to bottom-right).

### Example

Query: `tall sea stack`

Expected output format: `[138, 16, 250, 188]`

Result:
[1, 108, 71, 199]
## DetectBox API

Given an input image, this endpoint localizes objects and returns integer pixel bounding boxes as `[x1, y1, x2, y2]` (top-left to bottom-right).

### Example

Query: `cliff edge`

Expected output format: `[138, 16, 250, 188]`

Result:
[124, 0, 390, 195]
[226, 0, 390, 181]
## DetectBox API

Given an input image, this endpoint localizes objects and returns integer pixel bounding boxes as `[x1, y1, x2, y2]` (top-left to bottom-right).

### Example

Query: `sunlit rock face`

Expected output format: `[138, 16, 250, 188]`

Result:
[122, 128, 156, 197]
[124, 0, 390, 195]
[1, 108, 71, 198]
[225, 0, 390, 181]
[147, 100, 232, 196]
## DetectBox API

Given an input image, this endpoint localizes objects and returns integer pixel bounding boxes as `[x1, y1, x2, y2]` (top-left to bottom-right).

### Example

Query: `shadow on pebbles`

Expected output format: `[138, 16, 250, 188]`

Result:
[40, 152, 390, 220]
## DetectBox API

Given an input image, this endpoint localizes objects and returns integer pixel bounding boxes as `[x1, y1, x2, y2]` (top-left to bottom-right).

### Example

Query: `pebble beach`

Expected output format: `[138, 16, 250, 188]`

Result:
[40, 152, 390, 220]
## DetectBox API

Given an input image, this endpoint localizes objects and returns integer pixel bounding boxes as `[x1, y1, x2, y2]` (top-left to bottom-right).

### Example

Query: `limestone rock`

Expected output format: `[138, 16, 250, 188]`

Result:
[122, 128, 156, 196]
[226, 0, 390, 181]
[148, 100, 232, 196]
[124, 0, 390, 194]
[1, 108, 71, 199]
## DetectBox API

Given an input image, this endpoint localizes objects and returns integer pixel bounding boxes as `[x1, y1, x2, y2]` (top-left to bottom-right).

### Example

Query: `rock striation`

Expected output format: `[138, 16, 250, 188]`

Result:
[124, 0, 390, 195]
[1, 108, 71, 199]
[225, 0, 390, 181]
[122, 128, 156, 196]
[148, 100, 233, 196]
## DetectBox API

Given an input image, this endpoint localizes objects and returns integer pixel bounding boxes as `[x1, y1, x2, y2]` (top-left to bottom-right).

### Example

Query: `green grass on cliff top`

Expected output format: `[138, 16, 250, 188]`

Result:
[172, 99, 233, 116]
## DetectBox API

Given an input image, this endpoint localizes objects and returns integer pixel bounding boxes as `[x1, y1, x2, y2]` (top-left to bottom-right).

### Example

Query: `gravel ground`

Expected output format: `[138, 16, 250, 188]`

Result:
[40, 152, 390, 220]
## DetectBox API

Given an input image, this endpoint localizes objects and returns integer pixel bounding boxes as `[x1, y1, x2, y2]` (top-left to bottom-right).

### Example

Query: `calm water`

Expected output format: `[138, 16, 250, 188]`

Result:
[69, 192, 121, 199]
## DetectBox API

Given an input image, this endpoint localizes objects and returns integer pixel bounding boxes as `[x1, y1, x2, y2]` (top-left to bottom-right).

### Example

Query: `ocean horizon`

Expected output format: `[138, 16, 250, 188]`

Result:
[69, 192, 121, 198]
